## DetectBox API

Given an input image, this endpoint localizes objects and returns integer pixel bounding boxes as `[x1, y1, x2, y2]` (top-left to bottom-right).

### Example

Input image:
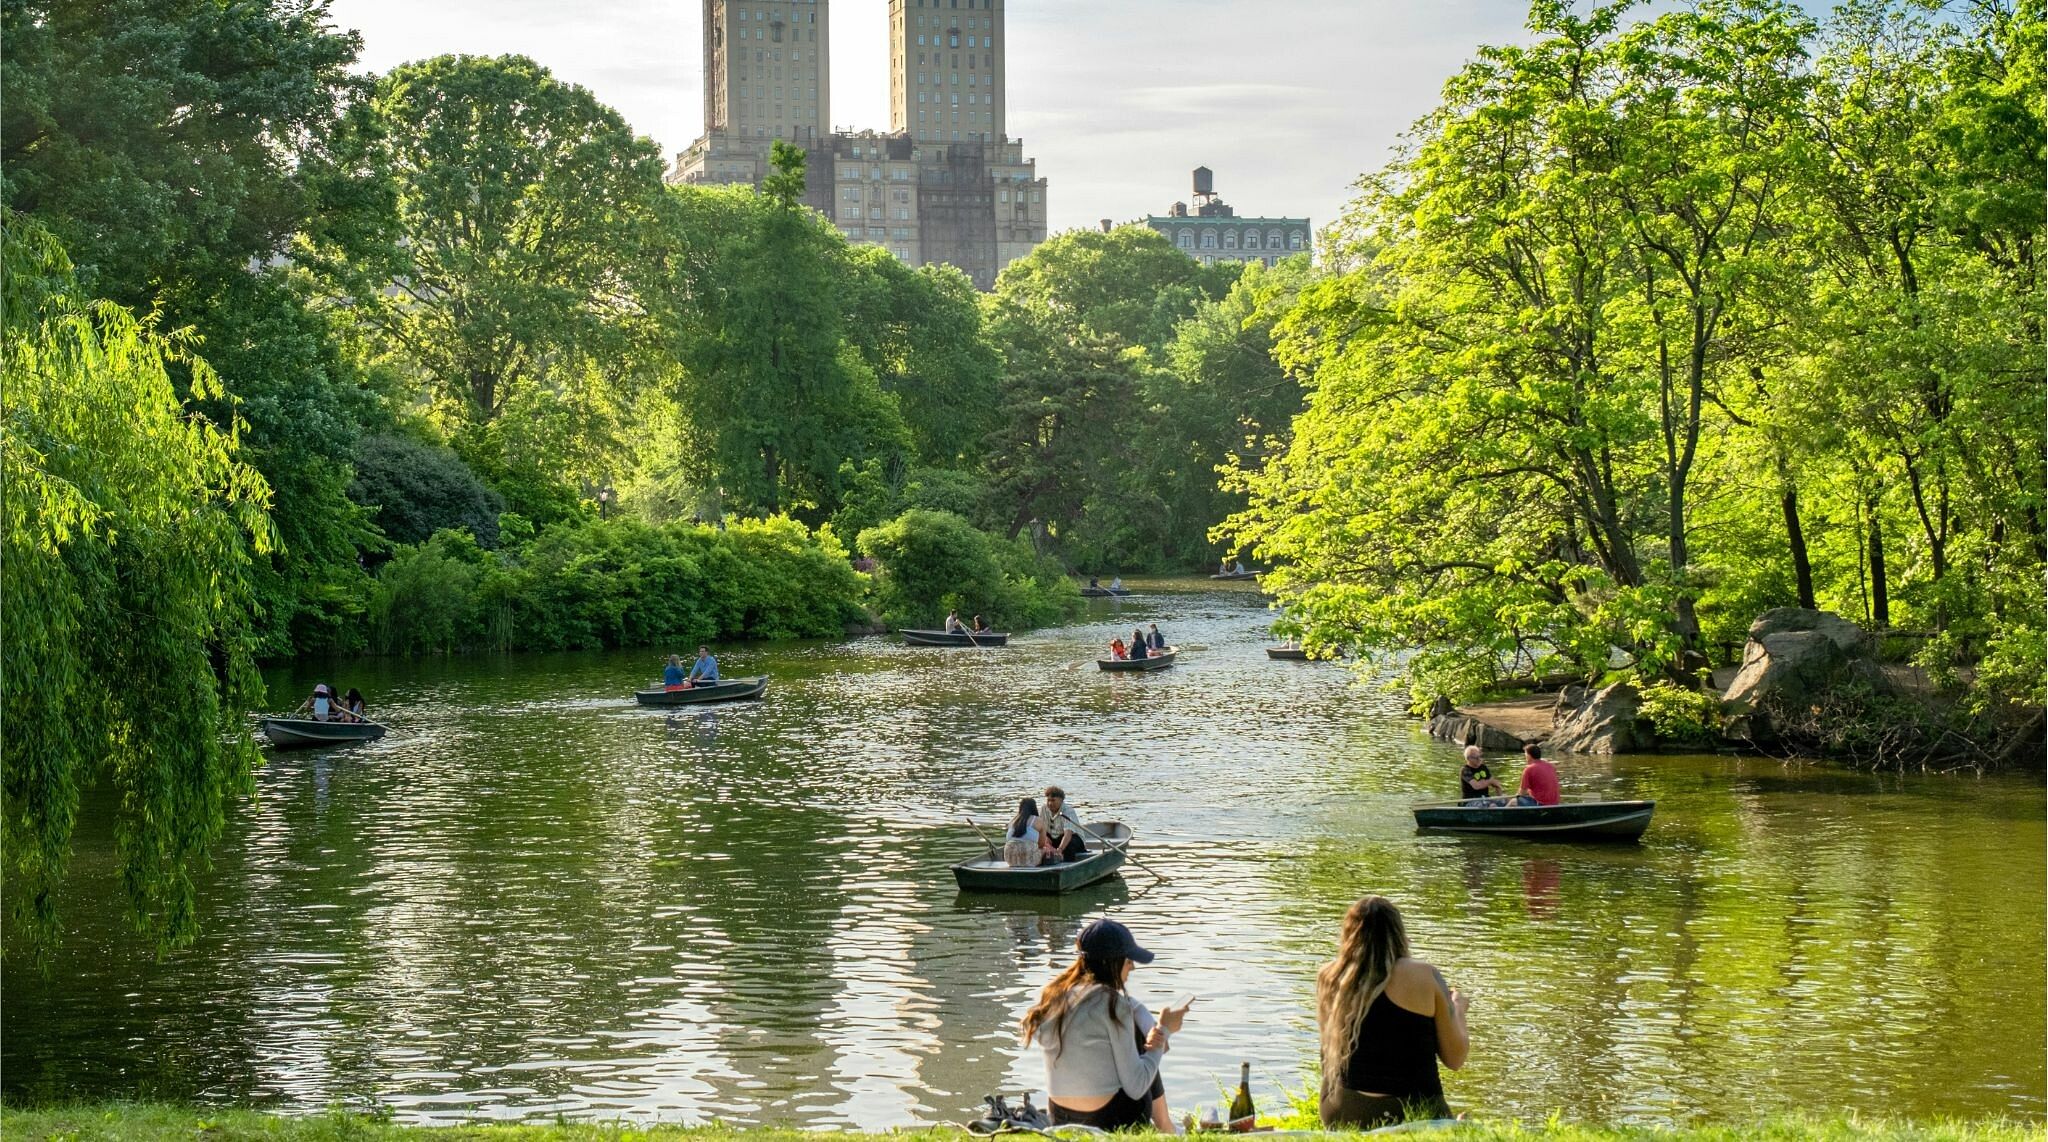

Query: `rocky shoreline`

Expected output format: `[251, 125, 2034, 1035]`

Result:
[1426, 608, 2044, 771]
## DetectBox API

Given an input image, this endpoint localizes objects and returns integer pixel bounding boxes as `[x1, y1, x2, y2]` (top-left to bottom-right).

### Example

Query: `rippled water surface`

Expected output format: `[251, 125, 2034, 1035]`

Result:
[7, 582, 2043, 1126]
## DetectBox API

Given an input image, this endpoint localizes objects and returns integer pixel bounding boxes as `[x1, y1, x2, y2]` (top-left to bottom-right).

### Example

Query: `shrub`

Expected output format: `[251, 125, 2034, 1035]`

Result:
[367, 530, 496, 654]
[349, 433, 504, 547]
[1638, 678, 1722, 745]
[857, 508, 1079, 629]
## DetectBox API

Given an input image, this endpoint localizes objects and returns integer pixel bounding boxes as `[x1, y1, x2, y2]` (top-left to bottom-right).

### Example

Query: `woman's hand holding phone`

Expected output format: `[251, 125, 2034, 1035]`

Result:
[1160, 995, 1194, 1035]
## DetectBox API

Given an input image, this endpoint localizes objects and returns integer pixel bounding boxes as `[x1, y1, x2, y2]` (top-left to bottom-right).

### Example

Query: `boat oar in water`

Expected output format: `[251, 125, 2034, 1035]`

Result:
[964, 815, 1001, 858]
[1069, 820, 1168, 884]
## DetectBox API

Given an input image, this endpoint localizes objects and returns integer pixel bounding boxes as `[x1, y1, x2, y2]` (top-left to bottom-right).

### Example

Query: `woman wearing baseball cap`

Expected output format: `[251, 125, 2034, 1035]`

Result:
[1021, 918, 1190, 1131]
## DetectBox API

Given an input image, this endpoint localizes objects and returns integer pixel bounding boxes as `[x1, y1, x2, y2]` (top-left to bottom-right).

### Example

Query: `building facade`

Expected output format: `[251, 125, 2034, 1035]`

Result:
[671, 0, 1046, 289]
[1143, 167, 1309, 269]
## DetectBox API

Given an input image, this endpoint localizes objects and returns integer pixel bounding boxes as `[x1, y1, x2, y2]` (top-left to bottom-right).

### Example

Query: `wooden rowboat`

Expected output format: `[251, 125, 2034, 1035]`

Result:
[952, 822, 1133, 893]
[1266, 646, 1309, 660]
[1098, 646, 1177, 672]
[900, 628, 1010, 647]
[1411, 799, 1655, 842]
[261, 717, 387, 750]
[1079, 586, 1132, 598]
[633, 676, 769, 706]
[1209, 570, 1258, 581]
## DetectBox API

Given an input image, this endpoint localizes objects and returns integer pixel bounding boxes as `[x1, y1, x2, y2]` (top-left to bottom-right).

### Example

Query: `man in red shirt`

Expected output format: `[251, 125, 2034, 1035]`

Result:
[1513, 742, 1561, 807]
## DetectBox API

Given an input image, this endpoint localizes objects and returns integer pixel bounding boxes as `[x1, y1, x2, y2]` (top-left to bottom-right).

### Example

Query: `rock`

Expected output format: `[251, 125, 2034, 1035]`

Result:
[1426, 711, 1528, 752]
[844, 618, 889, 636]
[1427, 696, 1455, 720]
[1549, 682, 1645, 754]
[1722, 607, 1881, 744]
[1550, 685, 1588, 727]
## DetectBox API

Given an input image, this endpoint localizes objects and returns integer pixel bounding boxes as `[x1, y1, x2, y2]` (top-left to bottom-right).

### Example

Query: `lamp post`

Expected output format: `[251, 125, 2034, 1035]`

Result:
[598, 486, 612, 521]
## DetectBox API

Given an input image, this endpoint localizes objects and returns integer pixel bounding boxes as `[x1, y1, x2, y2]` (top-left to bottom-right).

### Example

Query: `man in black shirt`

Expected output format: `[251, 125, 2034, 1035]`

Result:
[1459, 745, 1502, 803]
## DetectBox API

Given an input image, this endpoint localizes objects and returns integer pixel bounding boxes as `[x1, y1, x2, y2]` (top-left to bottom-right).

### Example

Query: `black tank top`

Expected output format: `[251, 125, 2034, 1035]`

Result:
[1340, 991, 1444, 1099]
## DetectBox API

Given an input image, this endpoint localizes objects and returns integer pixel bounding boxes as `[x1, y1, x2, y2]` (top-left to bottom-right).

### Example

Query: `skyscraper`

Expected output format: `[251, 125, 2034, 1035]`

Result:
[671, 0, 1046, 289]
[702, 0, 830, 143]
[889, 0, 1005, 144]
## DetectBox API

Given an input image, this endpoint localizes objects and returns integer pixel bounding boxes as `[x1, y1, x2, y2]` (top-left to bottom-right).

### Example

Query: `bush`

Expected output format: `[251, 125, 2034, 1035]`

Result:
[364, 516, 865, 654]
[350, 433, 504, 547]
[1638, 678, 1723, 745]
[856, 508, 1079, 630]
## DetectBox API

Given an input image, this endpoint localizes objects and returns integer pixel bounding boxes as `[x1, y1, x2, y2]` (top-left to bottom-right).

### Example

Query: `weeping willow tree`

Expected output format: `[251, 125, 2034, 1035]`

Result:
[2, 216, 275, 957]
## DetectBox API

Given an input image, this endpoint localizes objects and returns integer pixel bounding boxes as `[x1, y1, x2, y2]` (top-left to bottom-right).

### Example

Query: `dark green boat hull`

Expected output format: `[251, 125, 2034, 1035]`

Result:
[1411, 800, 1655, 842]
[634, 677, 769, 706]
[951, 848, 1126, 893]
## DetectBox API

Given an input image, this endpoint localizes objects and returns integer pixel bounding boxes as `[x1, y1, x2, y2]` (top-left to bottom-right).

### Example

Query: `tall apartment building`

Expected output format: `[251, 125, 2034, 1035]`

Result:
[670, 0, 1047, 289]
[702, 0, 830, 143]
[1143, 167, 1310, 269]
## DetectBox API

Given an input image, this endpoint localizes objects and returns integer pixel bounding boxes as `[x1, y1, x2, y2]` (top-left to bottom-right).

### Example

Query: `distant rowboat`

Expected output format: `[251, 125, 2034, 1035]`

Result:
[1411, 799, 1655, 842]
[261, 717, 386, 750]
[1209, 570, 1257, 581]
[953, 822, 1134, 893]
[1099, 646, 1178, 672]
[634, 677, 769, 706]
[1266, 646, 1309, 660]
[1080, 586, 1132, 598]
[900, 628, 1010, 647]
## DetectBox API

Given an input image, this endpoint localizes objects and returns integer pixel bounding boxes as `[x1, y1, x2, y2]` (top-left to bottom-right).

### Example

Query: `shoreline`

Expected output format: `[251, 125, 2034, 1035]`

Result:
[3, 1105, 2039, 1141]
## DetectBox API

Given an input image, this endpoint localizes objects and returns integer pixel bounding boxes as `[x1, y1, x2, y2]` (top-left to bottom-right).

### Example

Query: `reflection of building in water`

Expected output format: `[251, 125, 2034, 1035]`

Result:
[1142, 167, 1310, 269]
[670, 0, 1048, 289]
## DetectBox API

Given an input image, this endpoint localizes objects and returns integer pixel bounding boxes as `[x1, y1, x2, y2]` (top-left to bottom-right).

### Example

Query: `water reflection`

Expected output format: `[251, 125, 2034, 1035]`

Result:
[4, 582, 2041, 1128]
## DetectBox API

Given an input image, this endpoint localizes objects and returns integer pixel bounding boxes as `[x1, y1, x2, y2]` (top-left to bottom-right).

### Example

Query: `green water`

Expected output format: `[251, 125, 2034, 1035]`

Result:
[6, 583, 2042, 1127]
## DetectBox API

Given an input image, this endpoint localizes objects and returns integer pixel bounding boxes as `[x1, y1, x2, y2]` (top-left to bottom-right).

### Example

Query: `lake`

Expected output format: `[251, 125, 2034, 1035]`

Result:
[6, 581, 2042, 1127]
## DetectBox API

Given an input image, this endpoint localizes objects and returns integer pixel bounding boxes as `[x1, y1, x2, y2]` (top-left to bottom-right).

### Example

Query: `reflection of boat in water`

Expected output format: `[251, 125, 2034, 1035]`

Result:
[1411, 799, 1655, 842]
[952, 875, 1131, 917]
[953, 823, 1133, 893]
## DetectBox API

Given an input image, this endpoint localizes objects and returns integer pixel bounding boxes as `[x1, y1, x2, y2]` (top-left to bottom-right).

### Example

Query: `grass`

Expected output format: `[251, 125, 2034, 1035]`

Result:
[2, 1105, 2039, 1142]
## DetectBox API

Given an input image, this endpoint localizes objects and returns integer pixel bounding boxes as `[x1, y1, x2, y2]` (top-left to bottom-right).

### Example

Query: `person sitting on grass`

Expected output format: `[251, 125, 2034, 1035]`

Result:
[1023, 918, 1189, 1132]
[1317, 896, 1467, 1129]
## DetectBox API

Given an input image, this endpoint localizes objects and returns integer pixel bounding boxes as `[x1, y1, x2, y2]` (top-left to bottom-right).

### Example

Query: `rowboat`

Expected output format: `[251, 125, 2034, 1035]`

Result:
[1411, 799, 1655, 842]
[261, 717, 387, 750]
[900, 628, 1010, 647]
[1099, 646, 1177, 672]
[953, 822, 1133, 893]
[633, 676, 769, 706]
[1266, 646, 1309, 660]
[1079, 586, 1132, 598]
[1210, 570, 1257, 581]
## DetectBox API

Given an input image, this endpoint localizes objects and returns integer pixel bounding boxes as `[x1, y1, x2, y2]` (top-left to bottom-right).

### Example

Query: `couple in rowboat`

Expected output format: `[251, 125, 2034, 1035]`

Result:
[1457, 742, 1560, 807]
[944, 611, 993, 635]
[662, 647, 720, 691]
[1000, 785, 1089, 868]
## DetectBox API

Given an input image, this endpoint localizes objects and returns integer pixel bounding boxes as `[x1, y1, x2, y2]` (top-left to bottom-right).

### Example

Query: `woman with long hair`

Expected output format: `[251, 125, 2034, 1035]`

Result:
[1316, 896, 1468, 1128]
[1022, 918, 1188, 1131]
[1003, 797, 1043, 867]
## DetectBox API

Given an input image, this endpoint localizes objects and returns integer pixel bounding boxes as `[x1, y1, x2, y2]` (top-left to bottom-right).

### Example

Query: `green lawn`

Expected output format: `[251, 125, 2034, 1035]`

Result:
[2, 1105, 2037, 1142]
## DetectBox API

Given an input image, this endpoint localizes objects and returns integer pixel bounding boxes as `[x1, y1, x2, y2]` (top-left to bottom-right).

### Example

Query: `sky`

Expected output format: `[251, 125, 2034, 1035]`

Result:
[322, 1, 1546, 237]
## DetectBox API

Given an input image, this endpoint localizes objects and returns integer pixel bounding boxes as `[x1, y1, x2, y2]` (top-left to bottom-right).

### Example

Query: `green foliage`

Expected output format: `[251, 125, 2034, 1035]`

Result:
[856, 509, 1080, 630]
[349, 433, 506, 547]
[1, 218, 273, 954]
[1638, 680, 1724, 746]
[366, 517, 864, 655]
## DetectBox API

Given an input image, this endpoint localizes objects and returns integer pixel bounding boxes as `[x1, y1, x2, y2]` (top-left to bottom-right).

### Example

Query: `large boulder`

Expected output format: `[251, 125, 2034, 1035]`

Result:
[1549, 682, 1645, 754]
[1426, 710, 1528, 752]
[1722, 608, 1881, 744]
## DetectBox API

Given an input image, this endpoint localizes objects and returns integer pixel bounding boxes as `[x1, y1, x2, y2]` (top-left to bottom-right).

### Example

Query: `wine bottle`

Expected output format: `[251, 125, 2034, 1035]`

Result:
[1228, 1061, 1255, 1124]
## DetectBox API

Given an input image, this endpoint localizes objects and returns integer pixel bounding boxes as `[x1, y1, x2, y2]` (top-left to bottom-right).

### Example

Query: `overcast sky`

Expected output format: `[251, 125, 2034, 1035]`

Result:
[322, 2, 1551, 237]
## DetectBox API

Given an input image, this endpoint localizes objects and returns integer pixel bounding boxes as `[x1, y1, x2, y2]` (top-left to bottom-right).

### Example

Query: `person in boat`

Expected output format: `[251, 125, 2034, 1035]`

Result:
[1003, 797, 1043, 867]
[1109, 637, 1128, 661]
[1088, 576, 1101, 589]
[971, 614, 992, 634]
[341, 688, 367, 723]
[1511, 742, 1560, 807]
[686, 646, 721, 688]
[1146, 623, 1165, 651]
[1458, 745, 1501, 804]
[1233, 560, 1248, 575]
[663, 654, 688, 691]
[1040, 786, 1087, 863]
[1219, 557, 1231, 575]
[1023, 918, 1189, 1132]
[1109, 575, 1124, 591]
[1128, 627, 1150, 660]
[1316, 896, 1468, 1129]
[296, 683, 335, 722]
[945, 610, 966, 633]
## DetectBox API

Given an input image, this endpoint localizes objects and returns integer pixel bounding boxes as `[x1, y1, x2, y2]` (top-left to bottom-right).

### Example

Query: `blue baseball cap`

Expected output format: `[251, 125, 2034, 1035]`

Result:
[1077, 917, 1153, 964]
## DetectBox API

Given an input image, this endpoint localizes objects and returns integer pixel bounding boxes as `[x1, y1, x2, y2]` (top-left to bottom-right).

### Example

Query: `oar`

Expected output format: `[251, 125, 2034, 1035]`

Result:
[964, 815, 1000, 858]
[1068, 819, 1169, 884]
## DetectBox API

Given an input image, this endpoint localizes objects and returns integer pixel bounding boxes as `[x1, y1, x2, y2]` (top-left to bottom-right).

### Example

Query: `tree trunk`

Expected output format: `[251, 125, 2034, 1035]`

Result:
[1778, 456, 1816, 610]
[1868, 493, 1890, 629]
[761, 444, 779, 514]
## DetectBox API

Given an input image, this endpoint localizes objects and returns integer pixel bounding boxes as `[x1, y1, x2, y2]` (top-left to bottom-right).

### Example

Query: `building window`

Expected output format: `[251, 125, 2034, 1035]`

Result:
[1267, 229, 1283, 248]
[1177, 230, 1192, 249]
[1289, 231, 1305, 250]
[1223, 230, 1237, 249]
[1201, 230, 1217, 249]
[1244, 231, 1261, 250]
[1203, 255, 1214, 265]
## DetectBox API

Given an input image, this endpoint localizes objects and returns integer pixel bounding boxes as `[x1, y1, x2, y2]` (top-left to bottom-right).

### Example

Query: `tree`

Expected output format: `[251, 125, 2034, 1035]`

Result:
[307, 54, 667, 477]
[2, 218, 273, 955]
[838, 247, 1002, 467]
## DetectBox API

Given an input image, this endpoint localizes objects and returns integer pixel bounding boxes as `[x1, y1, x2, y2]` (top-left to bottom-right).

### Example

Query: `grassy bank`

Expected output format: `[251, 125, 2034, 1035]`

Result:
[3, 1105, 2037, 1141]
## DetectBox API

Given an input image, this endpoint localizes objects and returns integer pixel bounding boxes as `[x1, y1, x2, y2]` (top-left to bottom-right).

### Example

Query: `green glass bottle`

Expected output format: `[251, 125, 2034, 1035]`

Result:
[1228, 1061, 1254, 1124]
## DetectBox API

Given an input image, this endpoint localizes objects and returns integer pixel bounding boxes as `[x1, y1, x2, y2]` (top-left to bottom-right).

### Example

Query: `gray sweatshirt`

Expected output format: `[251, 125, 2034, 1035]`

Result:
[1036, 984, 1163, 1101]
